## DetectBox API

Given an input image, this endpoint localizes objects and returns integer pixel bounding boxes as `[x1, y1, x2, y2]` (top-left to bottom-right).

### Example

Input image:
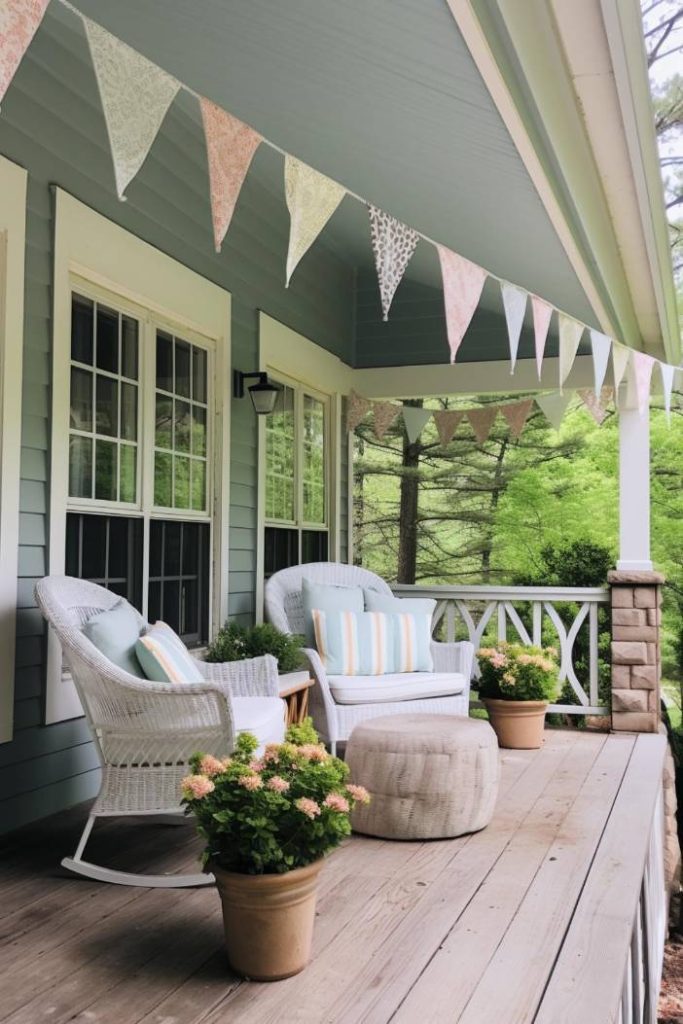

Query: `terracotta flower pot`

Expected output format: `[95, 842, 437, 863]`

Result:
[483, 699, 548, 749]
[212, 859, 324, 980]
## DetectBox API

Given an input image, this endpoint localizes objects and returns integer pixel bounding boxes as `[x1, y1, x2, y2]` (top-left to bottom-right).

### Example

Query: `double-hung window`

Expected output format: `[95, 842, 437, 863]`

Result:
[264, 376, 330, 576]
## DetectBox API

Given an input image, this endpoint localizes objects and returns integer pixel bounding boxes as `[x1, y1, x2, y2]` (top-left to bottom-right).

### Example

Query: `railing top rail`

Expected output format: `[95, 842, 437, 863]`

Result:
[391, 584, 610, 601]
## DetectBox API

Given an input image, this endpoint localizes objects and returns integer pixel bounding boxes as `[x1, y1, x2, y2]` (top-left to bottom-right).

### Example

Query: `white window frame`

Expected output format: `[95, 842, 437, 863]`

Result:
[0, 157, 27, 744]
[47, 190, 231, 724]
[256, 313, 354, 621]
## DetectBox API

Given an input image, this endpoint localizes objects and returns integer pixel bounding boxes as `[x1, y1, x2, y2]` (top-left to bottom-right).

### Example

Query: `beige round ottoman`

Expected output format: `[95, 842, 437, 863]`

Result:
[346, 714, 500, 840]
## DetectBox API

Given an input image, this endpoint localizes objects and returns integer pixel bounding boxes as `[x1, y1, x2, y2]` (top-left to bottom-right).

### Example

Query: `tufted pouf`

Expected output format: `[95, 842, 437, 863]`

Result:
[346, 714, 500, 840]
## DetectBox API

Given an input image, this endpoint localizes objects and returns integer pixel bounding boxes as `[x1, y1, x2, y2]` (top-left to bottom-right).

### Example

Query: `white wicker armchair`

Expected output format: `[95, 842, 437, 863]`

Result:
[35, 576, 285, 888]
[265, 563, 473, 754]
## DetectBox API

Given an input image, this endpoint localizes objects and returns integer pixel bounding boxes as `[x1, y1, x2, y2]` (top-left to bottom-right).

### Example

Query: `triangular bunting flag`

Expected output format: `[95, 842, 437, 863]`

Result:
[631, 351, 655, 414]
[578, 387, 613, 425]
[531, 296, 553, 380]
[371, 401, 400, 441]
[536, 391, 574, 431]
[437, 246, 487, 363]
[558, 315, 583, 390]
[0, 0, 49, 105]
[612, 344, 630, 399]
[285, 156, 345, 286]
[402, 405, 432, 444]
[85, 20, 180, 200]
[660, 363, 675, 424]
[590, 331, 612, 397]
[368, 206, 419, 321]
[500, 399, 533, 438]
[433, 409, 463, 446]
[467, 406, 498, 445]
[501, 283, 527, 374]
[345, 390, 371, 432]
[200, 99, 262, 253]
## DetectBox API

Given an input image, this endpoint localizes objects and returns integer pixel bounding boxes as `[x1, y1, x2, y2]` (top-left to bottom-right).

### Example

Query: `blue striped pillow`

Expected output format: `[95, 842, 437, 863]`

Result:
[311, 609, 395, 676]
[391, 612, 433, 672]
[135, 621, 204, 684]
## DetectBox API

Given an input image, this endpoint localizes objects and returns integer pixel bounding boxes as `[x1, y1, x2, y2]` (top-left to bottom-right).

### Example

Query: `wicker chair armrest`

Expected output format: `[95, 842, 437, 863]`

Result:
[198, 654, 280, 698]
[430, 640, 474, 687]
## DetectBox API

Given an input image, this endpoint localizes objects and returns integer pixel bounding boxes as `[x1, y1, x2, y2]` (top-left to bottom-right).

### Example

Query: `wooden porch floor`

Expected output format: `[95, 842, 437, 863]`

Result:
[0, 729, 665, 1024]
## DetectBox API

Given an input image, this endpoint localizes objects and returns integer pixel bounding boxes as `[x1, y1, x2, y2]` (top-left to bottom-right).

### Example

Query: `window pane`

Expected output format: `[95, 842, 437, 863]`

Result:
[148, 580, 162, 623]
[156, 331, 173, 392]
[191, 406, 207, 457]
[121, 383, 137, 441]
[70, 368, 93, 432]
[302, 529, 329, 563]
[192, 347, 207, 403]
[175, 340, 191, 398]
[264, 526, 299, 576]
[96, 305, 119, 373]
[175, 400, 191, 453]
[154, 452, 172, 507]
[174, 456, 190, 508]
[96, 375, 118, 437]
[147, 521, 209, 644]
[164, 580, 181, 633]
[303, 395, 326, 524]
[149, 520, 163, 576]
[164, 522, 181, 575]
[95, 440, 117, 501]
[265, 384, 295, 521]
[121, 316, 138, 379]
[66, 513, 143, 609]
[71, 295, 94, 364]
[119, 445, 136, 503]
[155, 396, 172, 449]
[81, 515, 108, 579]
[69, 436, 92, 498]
[191, 460, 206, 511]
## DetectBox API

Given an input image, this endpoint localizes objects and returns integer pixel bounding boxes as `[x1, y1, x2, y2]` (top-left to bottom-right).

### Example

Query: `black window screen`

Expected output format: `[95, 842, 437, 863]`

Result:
[147, 520, 210, 645]
[66, 513, 143, 609]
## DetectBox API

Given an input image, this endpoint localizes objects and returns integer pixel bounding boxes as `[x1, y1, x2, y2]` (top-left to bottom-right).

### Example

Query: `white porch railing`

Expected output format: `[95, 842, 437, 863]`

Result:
[391, 584, 611, 716]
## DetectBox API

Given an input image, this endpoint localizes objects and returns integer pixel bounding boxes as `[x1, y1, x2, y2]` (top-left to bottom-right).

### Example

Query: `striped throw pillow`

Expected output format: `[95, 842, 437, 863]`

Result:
[135, 621, 204, 684]
[391, 612, 433, 672]
[311, 609, 395, 676]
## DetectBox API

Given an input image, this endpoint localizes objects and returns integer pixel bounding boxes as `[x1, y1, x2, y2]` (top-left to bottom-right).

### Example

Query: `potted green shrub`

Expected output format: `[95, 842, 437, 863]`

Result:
[181, 719, 370, 980]
[206, 621, 306, 679]
[477, 642, 559, 749]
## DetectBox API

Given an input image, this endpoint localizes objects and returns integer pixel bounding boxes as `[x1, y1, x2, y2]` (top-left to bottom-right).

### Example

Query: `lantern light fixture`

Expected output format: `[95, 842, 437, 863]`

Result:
[233, 370, 281, 416]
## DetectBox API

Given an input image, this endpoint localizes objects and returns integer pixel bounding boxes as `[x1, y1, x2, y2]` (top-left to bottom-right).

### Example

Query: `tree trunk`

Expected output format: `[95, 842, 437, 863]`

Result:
[481, 436, 509, 581]
[397, 404, 422, 584]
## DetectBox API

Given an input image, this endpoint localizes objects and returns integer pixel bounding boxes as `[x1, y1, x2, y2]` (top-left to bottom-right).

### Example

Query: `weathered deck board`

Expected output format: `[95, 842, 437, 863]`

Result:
[0, 731, 666, 1024]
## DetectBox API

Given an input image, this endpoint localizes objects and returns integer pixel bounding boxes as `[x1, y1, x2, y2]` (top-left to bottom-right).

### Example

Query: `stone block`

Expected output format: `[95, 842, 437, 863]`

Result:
[645, 643, 657, 666]
[612, 689, 648, 713]
[612, 664, 631, 688]
[611, 711, 659, 733]
[647, 608, 661, 626]
[608, 570, 665, 585]
[612, 625, 658, 642]
[633, 587, 656, 608]
[631, 665, 657, 690]
[647, 689, 660, 712]
[611, 641, 648, 666]
[610, 588, 634, 608]
[612, 609, 647, 627]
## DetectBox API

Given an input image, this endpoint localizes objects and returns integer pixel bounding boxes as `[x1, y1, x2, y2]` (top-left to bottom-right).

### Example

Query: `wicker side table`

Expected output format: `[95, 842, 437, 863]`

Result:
[346, 713, 500, 840]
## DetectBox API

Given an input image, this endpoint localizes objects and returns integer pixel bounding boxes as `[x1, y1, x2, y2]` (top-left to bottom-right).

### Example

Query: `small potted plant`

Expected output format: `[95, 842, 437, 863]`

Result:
[477, 642, 559, 749]
[205, 621, 306, 686]
[181, 719, 370, 980]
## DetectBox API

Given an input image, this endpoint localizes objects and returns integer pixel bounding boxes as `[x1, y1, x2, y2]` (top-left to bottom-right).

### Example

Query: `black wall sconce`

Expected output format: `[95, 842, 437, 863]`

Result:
[233, 370, 281, 415]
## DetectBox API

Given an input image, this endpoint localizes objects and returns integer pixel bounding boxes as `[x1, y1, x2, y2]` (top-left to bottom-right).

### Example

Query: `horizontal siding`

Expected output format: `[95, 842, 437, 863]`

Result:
[0, 2, 354, 832]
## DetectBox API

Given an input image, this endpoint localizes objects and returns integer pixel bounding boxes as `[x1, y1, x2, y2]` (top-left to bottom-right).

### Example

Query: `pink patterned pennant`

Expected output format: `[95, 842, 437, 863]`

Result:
[371, 401, 400, 441]
[368, 206, 419, 321]
[531, 296, 553, 379]
[631, 351, 655, 414]
[0, 0, 49, 104]
[578, 387, 614, 425]
[467, 406, 498, 445]
[437, 246, 487, 363]
[500, 399, 533, 439]
[433, 409, 464, 446]
[345, 390, 371, 432]
[201, 98, 262, 253]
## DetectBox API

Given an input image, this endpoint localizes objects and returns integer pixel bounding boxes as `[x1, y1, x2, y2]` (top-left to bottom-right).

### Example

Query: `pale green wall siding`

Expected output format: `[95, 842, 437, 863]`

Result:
[0, 3, 353, 832]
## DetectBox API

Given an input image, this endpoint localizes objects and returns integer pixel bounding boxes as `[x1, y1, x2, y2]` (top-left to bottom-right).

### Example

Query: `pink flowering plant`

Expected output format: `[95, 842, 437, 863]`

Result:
[181, 718, 370, 875]
[477, 642, 558, 702]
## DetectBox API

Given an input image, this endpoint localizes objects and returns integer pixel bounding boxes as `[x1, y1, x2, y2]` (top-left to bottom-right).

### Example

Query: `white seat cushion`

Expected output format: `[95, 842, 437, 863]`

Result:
[328, 672, 466, 705]
[232, 697, 286, 751]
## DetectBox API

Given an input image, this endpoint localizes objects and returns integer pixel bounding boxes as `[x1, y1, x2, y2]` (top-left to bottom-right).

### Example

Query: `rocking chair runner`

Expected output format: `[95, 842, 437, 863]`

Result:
[35, 576, 285, 888]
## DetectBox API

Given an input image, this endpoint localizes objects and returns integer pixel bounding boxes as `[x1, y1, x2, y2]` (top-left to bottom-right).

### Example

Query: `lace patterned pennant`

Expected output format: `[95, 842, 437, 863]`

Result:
[0, 0, 49, 104]
[371, 401, 400, 441]
[467, 406, 498, 445]
[85, 19, 180, 200]
[433, 409, 463, 446]
[500, 398, 533, 438]
[201, 98, 262, 252]
[631, 351, 655, 414]
[285, 156, 345, 286]
[578, 387, 613, 425]
[346, 390, 371, 432]
[437, 246, 487, 363]
[368, 206, 419, 321]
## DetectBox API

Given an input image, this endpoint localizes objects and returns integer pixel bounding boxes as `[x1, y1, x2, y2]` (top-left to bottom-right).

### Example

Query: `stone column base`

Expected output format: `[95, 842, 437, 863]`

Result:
[608, 569, 663, 734]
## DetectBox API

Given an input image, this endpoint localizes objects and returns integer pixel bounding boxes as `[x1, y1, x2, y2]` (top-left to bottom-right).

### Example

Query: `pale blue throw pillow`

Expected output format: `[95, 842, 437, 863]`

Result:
[135, 621, 204, 684]
[82, 600, 144, 677]
[301, 578, 364, 647]
[364, 589, 437, 620]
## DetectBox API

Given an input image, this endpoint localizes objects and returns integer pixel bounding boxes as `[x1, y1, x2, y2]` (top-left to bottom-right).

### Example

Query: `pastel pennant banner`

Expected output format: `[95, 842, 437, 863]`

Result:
[536, 391, 575, 431]
[201, 99, 262, 253]
[437, 246, 487, 363]
[501, 282, 527, 374]
[659, 363, 675, 423]
[402, 405, 432, 443]
[433, 408, 464, 446]
[612, 344, 630, 398]
[84, 19, 180, 200]
[467, 405, 498, 445]
[371, 401, 400, 441]
[368, 206, 419, 321]
[346, 390, 372, 432]
[631, 351, 656, 414]
[285, 156, 345, 286]
[500, 398, 533, 438]
[531, 296, 553, 380]
[578, 387, 613, 425]
[0, 0, 49, 105]
[590, 331, 612, 397]
[558, 315, 583, 390]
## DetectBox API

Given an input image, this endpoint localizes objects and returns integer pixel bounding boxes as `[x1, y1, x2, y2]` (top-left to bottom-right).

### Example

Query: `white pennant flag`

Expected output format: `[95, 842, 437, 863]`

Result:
[501, 282, 527, 374]
[368, 206, 419, 321]
[660, 363, 675, 424]
[612, 345, 631, 401]
[558, 315, 583, 390]
[531, 296, 553, 379]
[536, 391, 574, 430]
[590, 330, 612, 397]
[285, 156, 345, 286]
[402, 405, 431, 444]
[85, 20, 180, 200]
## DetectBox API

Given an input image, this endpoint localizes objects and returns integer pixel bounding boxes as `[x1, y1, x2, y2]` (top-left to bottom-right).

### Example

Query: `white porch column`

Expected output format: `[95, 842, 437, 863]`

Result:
[617, 405, 652, 571]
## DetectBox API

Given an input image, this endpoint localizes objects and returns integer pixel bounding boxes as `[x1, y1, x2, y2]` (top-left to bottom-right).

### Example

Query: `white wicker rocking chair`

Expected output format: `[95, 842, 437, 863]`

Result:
[35, 576, 285, 888]
[265, 563, 474, 754]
